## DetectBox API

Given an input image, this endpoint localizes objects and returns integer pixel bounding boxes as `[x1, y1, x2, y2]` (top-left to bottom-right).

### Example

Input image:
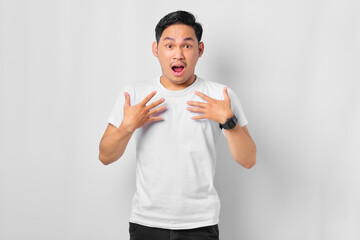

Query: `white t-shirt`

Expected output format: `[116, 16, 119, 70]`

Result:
[107, 75, 248, 230]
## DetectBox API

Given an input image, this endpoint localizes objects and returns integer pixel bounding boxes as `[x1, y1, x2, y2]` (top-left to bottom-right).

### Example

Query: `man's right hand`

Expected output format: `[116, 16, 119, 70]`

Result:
[121, 90, 166, 133]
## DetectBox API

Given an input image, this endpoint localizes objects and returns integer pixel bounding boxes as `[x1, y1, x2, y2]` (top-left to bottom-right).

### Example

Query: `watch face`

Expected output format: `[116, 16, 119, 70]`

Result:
[219, 115, 237, 129]
[229, 120, 236, 129]
[225, 115, 237, 129]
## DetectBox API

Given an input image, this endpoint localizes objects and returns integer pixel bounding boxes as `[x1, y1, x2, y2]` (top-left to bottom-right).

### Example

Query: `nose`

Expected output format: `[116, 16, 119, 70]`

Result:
[173, 46, 184, 60]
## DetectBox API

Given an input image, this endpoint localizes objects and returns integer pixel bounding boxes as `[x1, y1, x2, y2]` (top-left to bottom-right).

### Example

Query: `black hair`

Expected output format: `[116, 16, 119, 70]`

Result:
[155, 10, 203, 43]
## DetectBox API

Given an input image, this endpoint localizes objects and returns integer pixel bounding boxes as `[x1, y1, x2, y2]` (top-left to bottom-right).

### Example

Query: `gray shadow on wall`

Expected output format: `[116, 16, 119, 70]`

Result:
[209, 49, 243, 88]
[212, 50, 248, 239]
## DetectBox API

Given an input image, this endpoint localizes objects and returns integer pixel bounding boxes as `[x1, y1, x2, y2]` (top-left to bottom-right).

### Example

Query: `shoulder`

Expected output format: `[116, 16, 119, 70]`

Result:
[116, 78, 158, 104]
[198, 76, 233, 100]
[199, 77, 227, 90]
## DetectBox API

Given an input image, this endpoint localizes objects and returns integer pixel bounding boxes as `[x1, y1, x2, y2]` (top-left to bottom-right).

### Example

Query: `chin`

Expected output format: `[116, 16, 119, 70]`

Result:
[172, 77, 191, 85]
[172, 73, 193, 82]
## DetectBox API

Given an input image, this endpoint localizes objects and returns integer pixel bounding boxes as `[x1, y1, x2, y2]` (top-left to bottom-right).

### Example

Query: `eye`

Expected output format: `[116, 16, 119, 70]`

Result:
[166, 44, 172, 48]
[185, 44, 191, 48]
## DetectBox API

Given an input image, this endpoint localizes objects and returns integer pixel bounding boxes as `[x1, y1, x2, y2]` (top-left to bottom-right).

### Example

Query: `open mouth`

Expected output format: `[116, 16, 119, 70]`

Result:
[171, 65, 185, 76]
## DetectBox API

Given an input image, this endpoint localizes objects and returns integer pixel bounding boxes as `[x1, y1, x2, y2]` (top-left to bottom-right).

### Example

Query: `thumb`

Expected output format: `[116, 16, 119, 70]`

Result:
[223, 87, 230, 102]
[124, 92, 130, 107]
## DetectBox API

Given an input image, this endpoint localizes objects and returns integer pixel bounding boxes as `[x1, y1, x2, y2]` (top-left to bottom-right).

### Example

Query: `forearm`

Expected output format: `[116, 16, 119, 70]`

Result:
[224, 123, 256, 168]
[99, 122, 134, 165]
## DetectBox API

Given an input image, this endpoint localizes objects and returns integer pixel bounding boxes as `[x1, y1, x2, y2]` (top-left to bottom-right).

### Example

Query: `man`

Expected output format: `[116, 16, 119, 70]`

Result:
[99, 10, 256, 240]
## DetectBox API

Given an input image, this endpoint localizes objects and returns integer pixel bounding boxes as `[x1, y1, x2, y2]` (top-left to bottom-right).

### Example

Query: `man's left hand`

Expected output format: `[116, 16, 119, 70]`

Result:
[187, 87, 234, 124]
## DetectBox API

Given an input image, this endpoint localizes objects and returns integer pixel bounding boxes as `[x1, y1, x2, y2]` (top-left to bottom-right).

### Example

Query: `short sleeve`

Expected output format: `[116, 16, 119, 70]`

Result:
[107, 85, 134, 128]
[221, 86, 248, 136]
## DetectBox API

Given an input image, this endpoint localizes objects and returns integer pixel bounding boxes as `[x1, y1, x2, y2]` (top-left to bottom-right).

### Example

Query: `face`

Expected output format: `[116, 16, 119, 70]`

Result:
[152, 24, 204, 89]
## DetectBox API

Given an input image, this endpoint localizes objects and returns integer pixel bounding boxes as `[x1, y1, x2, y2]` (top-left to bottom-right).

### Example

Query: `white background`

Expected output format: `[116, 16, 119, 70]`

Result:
[1, 0, 359, 239]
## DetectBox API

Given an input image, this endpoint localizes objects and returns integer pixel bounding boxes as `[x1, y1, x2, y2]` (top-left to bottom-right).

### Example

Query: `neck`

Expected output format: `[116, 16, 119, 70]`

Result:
[160, 75, 197, 91]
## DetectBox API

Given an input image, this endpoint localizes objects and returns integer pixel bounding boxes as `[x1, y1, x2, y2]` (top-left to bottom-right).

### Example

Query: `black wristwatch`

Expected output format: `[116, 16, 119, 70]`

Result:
[219, 114, 238, 130]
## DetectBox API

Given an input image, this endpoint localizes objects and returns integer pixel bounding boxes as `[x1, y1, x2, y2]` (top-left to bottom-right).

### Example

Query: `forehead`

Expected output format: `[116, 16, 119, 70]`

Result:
[160, 24, 196, 41]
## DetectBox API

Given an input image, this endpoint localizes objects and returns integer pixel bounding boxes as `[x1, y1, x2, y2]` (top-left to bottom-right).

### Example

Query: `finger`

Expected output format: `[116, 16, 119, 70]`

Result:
[223, 87, 230, 102]
[187, 106, 206, 113]
[140, 90, 157, 106]
[187, 100, 207, 108]
[124, 92, 130, 107]
[147, 105, 166, 116]
[145, 97, 165, 111]
[194, 91, 213, 102]
[191, 114, 207, 120]
[147, 116, 164, 123]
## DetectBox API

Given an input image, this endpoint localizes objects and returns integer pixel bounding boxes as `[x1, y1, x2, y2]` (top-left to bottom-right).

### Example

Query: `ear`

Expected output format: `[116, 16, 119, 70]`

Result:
[198, 41, 204, 57]
[152, 41, 158, 57]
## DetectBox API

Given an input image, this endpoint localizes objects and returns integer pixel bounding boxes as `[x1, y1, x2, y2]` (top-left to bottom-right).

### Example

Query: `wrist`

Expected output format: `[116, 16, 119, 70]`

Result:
[119, 121, 136, 134]
[220, 112, 234, 124]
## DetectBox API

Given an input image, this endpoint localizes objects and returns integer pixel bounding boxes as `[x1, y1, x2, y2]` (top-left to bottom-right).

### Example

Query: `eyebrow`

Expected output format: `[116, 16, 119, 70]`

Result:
[163, 37, 195, 42]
